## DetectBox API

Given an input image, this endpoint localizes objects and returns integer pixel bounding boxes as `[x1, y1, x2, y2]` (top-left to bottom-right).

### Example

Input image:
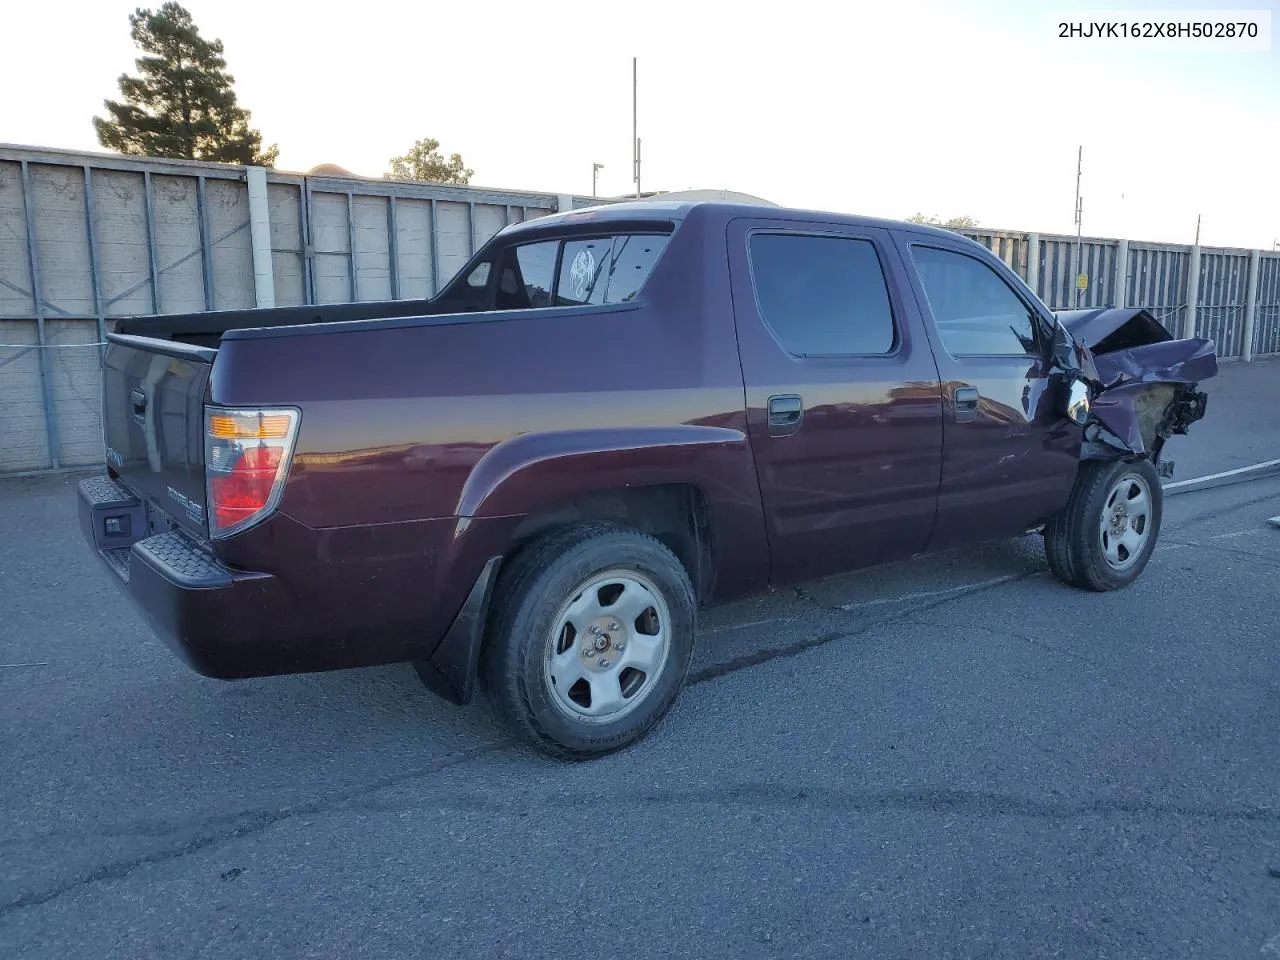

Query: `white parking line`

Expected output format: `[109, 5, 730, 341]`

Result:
[1164, 458, 1280, 491]
[1209, 530, 1259, 541]
[841, 575, 1017, 611]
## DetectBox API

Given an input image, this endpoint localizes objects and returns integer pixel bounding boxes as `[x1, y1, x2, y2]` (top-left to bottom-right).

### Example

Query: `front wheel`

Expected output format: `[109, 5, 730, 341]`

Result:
[1044, 458, 1163, 592]
[481, 522, 696, 759]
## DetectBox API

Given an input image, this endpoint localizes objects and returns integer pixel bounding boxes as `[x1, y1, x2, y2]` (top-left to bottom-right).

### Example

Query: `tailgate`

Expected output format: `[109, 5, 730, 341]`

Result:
[102, 333, 216, 538]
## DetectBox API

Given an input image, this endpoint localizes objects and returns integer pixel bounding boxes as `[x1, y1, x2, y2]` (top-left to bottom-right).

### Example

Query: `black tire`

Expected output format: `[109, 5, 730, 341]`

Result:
[1043, 458, 1163, 592]
[480, 522, 696, 760]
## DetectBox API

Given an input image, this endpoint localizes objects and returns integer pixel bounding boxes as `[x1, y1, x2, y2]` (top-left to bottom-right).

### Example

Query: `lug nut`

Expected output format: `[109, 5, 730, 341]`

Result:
[599, 658, 611, 668]
[614, 640, 626, 651]
[609, 621, 620, 631]
[590, 624, 603, 635]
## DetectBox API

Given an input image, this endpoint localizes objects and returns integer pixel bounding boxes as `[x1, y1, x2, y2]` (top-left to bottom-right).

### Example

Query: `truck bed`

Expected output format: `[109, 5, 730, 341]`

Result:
[114, 297, 450, 348]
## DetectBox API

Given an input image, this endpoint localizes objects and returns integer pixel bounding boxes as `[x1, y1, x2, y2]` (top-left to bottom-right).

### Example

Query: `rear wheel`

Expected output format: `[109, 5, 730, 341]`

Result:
[481, 522, 696, 759]
[1044, 458, 1162, 592]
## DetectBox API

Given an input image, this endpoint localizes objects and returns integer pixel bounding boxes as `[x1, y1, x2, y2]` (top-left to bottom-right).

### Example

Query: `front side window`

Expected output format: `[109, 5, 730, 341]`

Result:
[748, 233, 896, 357]
[910, 246, 1038, 356]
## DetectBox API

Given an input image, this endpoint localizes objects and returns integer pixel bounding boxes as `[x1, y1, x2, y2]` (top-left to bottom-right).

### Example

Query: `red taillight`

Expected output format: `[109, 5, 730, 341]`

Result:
[209, 445, 282, 529]
[205, 407, 299, 538]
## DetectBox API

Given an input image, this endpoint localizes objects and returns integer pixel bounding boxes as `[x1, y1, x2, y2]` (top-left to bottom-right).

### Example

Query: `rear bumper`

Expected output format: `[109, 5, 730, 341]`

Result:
[78, 475, 506, 693]
[79, 475, 310, 679]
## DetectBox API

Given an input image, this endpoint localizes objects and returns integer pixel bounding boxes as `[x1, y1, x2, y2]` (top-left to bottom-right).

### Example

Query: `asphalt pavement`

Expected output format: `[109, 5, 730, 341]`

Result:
[1159, 355, 1280, 482]
[2, 356, 1279, 959]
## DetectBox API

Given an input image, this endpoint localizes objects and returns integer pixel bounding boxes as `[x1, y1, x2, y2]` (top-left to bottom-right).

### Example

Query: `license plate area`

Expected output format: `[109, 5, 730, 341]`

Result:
[145, 500, 182, 538]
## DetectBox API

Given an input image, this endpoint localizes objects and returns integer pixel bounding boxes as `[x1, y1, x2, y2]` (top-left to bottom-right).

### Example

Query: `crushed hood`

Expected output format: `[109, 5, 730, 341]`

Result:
[1054, 306, 1217, 387]
[1055, 307, 1173, 353]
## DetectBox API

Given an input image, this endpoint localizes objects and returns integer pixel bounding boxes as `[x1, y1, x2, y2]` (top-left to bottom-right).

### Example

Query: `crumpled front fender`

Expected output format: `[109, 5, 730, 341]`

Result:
[1053, 308, 1218, 460]
[1087, 337, 1217, 456]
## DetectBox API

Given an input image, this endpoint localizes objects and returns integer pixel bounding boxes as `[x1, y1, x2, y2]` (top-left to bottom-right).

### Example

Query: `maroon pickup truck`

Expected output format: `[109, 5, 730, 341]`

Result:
[79, 200, 1216, 758]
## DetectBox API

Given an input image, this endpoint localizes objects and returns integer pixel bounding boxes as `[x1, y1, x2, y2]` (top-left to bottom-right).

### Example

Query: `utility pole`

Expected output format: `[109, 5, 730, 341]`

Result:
[1073, 145, 1083, 306]
[1194, 214, 1201, 245]
[592, 162, 603, 198]
[632, 56, 641, 199]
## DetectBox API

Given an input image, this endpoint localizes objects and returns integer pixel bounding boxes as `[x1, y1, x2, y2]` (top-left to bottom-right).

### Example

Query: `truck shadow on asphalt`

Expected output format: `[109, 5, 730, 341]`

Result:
[184, 534, 1054, 756]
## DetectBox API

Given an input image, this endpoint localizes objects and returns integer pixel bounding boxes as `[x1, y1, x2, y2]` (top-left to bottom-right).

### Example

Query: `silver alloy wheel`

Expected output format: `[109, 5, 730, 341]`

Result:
[543, 569, 671, 723]
[1098, 471, 1153, 570]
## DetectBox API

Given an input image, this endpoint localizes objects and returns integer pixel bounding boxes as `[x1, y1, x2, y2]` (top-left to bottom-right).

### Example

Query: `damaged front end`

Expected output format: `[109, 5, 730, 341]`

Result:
[1051, 307, 1217, 472]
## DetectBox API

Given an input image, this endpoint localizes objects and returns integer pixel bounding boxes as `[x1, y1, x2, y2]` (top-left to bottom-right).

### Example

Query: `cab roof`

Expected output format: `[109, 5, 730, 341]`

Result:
[502, 199, 972, 244]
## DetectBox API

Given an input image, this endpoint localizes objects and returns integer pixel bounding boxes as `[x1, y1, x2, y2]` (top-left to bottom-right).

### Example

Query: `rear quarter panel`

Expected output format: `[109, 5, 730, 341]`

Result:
[210, 210, 769, 619]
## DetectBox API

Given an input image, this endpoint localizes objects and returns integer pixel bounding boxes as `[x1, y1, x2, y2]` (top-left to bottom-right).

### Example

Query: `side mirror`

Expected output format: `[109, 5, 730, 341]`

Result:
[1065, 378, 1091, 425]
[1049, 317, 1101, 381]
[1050, 318, 1078, 370]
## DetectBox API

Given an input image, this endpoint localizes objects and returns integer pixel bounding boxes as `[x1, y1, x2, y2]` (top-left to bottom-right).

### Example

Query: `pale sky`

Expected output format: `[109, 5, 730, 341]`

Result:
[3, 0, 1277, 248]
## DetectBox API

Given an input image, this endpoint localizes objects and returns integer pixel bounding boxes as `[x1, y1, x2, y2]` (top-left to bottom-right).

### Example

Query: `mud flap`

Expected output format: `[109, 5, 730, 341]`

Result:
[412, 556, 502, 705]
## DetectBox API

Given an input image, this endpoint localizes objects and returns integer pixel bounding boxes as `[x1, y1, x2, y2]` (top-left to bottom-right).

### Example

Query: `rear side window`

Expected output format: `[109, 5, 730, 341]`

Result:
[465, 262, 491, 287]
[601, 234, 671, 304]
[508, 241, 558, 308]
[748, 233, 896, 356]
[493, 233, 670, 311]
[910, 245, 1038, 356]
[557, 235, 671, 306]
[557, 238, 612, 305]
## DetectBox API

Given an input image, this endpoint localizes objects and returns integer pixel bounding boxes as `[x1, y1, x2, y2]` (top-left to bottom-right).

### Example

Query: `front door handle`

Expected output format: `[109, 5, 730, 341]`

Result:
[130, 388, 147, 424]
[767, 395, 803, 435]
[954, 386, 979, 422]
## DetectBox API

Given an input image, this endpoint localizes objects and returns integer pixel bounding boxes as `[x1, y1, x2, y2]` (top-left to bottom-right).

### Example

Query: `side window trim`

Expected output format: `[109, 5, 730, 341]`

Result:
[907, 240, 1044, 359]
[550, 239, 567, 303]
[745, 227, 903, 360]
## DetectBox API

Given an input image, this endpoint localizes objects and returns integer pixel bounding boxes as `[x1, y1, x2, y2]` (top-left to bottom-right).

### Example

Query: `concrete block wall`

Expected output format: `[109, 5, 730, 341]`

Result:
[2, 142, 1278, 474]
[0, 145, 590, 473]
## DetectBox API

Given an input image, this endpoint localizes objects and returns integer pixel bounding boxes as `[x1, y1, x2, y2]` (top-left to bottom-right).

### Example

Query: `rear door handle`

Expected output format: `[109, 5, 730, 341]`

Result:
[130, 388, 147, 424]
[954, 386, 979, 422]
[767, 395, 803, 435]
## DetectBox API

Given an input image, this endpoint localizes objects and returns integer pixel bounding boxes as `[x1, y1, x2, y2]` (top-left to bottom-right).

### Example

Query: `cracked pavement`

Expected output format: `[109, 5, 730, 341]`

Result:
[3, 470, 1280, 959]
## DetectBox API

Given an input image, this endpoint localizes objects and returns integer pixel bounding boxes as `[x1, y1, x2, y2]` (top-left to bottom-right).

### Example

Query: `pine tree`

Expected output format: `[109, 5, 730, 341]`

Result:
[93, 3, 279, 166]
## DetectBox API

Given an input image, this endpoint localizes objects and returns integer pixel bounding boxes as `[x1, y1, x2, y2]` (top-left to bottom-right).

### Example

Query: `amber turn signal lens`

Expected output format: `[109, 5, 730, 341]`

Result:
[204, 406, 299, 538]
[208, 413, 293, 440]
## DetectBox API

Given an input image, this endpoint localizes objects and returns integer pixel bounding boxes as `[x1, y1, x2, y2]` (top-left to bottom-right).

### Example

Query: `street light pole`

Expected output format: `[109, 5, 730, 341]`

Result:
[632, 56, 641, 199]
[592, 163, 603, 198]
[1073, 145, 1083, 306]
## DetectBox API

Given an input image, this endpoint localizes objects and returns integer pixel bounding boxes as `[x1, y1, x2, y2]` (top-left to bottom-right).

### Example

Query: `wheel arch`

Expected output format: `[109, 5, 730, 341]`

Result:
[416, 481, 727, 708]
[456, 425, 768, 602]
[502, 483, 715, 603]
